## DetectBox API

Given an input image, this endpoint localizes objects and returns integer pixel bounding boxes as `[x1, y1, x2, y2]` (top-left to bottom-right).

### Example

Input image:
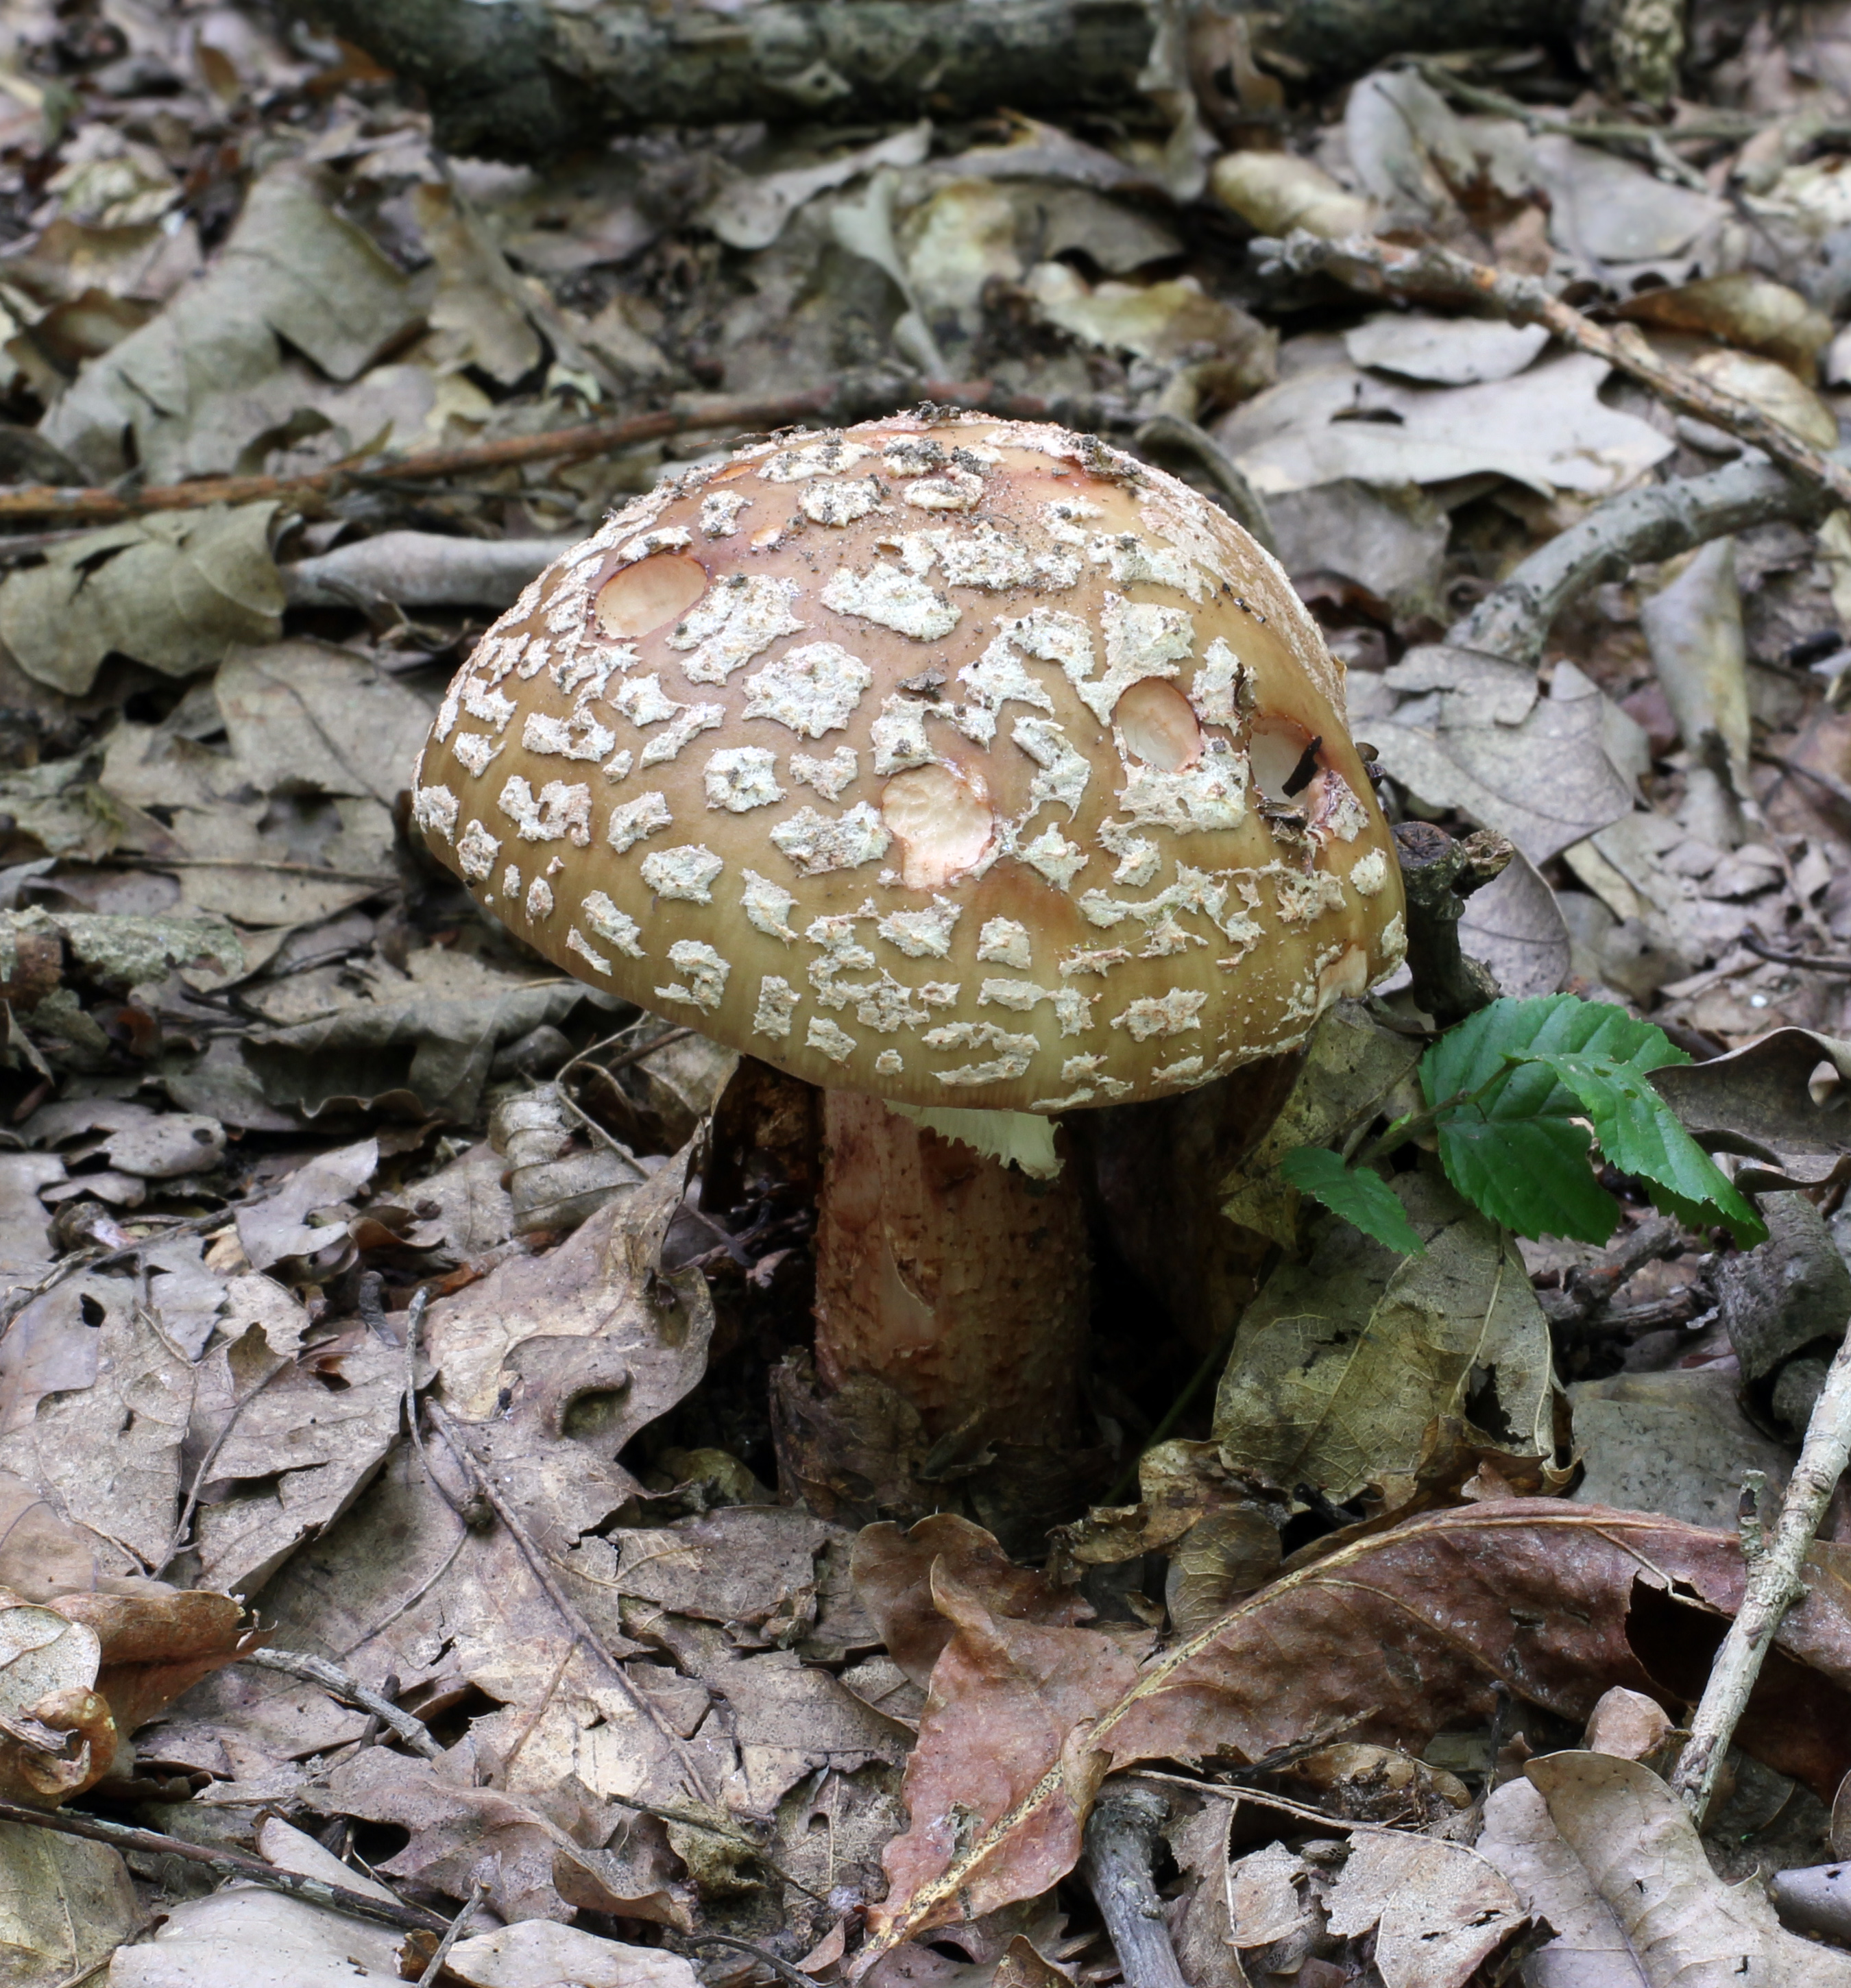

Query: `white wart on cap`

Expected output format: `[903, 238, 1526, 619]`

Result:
[411, 414, 1406, 1113]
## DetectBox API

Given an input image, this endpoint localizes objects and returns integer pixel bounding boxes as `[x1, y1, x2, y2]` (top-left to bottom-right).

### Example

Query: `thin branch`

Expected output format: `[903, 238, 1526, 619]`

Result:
[156, 1356, 295, 1575]
[1256, 232, 1851, 514]
[1451, 456, 1836, 664]
[416, 1876, 487, 1987]
[241, 1648, 443, 1760]
[0, 1796, 449, 1935]
[682, 1933, 824, 1988]
[0, 377, 1084, 525]
[1082, 1783, 1191, 1988]
[1743, 932, 1851, 975]
[1669, 1307, 1851, 1816]
[1754, 747, 1851, 817]
[1, 1180, 285, 1337]
[1133, 413, 1279, 553]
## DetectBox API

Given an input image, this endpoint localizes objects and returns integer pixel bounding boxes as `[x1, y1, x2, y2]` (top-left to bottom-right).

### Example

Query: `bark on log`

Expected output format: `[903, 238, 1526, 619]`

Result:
[294, 0, 1157, 159]
[291, 0, 1588, 160]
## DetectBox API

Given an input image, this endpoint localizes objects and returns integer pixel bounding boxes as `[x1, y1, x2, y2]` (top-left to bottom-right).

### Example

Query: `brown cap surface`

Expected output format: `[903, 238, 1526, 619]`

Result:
[411, 414, 1405, 1113]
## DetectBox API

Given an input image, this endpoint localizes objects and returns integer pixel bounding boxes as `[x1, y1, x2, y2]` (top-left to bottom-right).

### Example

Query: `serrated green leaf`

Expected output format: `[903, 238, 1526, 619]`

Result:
[1530, 1051, 1768, 1248]
[1420, 995, 1694, 1244]
[1279, 1146, 1427, 1255]
[1422, 993, 1689, 1105]
[1431, 1108, 1618, 1243]
[1418, 995, 1752, 1245]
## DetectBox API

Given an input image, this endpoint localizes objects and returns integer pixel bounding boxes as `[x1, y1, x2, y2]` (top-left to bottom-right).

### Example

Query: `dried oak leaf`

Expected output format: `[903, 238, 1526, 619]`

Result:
[1477, 1749, 1851, 1985]
[310, 1748, 692, 1928]
[858, 1501, 1851, 1961]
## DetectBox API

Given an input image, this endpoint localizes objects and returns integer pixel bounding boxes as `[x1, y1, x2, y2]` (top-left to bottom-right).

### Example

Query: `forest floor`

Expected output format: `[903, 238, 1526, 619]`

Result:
[10, 1, 1851, 1983]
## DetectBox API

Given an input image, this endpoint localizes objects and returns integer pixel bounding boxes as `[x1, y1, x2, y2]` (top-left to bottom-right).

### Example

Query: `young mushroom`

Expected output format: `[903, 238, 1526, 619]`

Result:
[410, 413, 1405, 1451]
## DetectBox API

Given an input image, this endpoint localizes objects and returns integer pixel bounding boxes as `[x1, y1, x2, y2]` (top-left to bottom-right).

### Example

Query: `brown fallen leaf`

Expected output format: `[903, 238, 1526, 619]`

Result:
[852, 1514, 1095, 1689]
[1479, 1749, 1851, 1985]
[860, 1501, 1851, 1961]
[1324, 1830, 1527, 1988]
[309, 1747, 694, 1928]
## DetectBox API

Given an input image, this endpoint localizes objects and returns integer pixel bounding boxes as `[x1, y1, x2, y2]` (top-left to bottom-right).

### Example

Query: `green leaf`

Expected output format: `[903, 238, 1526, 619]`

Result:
[1416, 994, 1764, 1246]
[1529, 1051, 1768, 1248]
[1279, 1146, 1427, 1256]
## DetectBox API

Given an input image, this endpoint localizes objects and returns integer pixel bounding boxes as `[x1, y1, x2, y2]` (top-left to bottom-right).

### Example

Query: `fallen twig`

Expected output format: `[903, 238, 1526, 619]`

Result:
[0, 1795, 449, 1935]
[1133, 413, 1278, 553]
[1669, 1305, 1851, 1816]
[1257, 232, 1851, 516]
[1082, 1782, 1191, 1988]
[1392, 821, 1512, 1026]
[682, 1932, 823, 1988]
[156, 1357, 295, 1575]
[1754, 746, 1851, 817]
[241, 1648, 443, 1761]
[0, 377, 1080, 525]
[1452, 455, 1839, 664]
[415, 1875, 487, 1987]
[1743, 932, 1851, 974]
[0, 1180, 283, 1338]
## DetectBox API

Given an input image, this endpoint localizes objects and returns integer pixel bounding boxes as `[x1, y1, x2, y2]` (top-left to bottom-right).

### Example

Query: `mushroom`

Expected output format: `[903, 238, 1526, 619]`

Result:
[409, 413, 1405, 1451]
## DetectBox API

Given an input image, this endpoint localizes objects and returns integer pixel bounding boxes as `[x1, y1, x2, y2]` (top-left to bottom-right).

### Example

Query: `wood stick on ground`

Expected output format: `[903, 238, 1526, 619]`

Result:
[1669, 1307, 1851, 1817]
[0, 1795, 450, 1935]
[1392, 821, 1513, 1026]
[1082, 1782, 1192, 1988]
[1257, 232, 1851, 516]
[241, 1648, 443, 1760]
[0, 377, 1073, 526]
[1451, 453, 1840, 664]
[415, 1876, 487, 1987]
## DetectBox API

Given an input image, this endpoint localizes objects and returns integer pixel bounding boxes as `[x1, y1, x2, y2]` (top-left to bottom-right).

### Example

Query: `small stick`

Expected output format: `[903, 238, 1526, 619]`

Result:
[0, 1795, 448, 1935]
[241, 1648, 442, 1760]
[683, 1932, 826, 1988]
[1081, 1782, 1191, 1988]
[0, 378, 1080, 525]
[1743, 932, 1851, 975]
[1392, 821, 1512, 1027]
[0, 1179, 286, 1337]
[1669, 1309, 1851, 1817]
[1754, 747, 1851, 817]
[1452, 454, 1836, 665]
[1257, 232, 1851, 516]
[156, 1357, 295, 1575]
[416, 1875, 487, 1987]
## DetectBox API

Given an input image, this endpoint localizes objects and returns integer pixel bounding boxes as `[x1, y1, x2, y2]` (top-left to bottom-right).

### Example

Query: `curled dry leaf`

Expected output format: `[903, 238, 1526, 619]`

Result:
[1478, 1750, 1851, 1985]
[1654, 1024, 1851, 1154]
[860, 1502, 1851, 1961]
[853, 1513, 1095, 1688]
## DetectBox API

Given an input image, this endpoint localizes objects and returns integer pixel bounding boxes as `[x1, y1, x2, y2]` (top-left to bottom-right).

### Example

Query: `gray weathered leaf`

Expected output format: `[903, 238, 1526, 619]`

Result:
[0, 505, 282, 695]
[1213, 1166, 1554, 1503]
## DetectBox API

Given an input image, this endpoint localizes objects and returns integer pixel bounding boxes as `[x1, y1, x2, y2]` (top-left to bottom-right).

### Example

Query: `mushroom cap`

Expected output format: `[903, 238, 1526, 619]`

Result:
[411, 413, 1405, 1113]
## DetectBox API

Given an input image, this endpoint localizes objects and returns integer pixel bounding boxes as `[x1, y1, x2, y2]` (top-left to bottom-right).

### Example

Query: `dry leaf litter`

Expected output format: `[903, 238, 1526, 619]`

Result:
[10, 2, 1851, 1983]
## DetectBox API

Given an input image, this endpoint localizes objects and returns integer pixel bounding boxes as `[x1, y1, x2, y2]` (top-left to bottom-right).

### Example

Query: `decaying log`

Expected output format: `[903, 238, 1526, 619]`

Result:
[289, 0, 1594, 160]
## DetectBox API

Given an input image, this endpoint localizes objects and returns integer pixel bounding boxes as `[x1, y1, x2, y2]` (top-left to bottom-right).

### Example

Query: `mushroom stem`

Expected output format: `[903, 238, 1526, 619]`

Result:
[812, 1091, 1091, 1443]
